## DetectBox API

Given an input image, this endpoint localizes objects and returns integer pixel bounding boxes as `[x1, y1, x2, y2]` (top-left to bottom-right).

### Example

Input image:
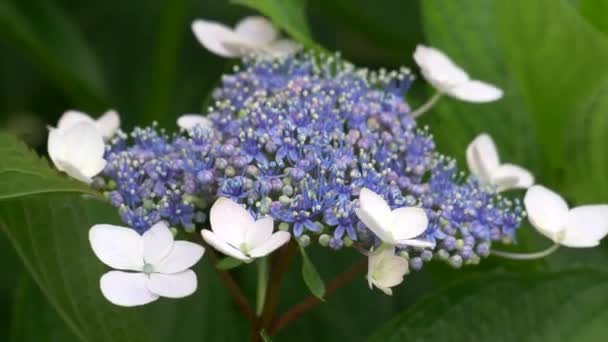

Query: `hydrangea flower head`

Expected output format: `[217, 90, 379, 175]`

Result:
[96, 52, 524, 273]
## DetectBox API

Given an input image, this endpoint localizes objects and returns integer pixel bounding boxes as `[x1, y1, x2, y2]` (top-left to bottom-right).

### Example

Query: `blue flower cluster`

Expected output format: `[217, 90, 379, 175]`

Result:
[97, 53, 523, 271]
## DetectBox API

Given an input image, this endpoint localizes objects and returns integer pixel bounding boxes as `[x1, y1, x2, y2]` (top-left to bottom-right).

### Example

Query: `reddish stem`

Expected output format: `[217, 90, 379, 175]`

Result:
[269, 257, 367, 335]
[191, 233, 256, 323]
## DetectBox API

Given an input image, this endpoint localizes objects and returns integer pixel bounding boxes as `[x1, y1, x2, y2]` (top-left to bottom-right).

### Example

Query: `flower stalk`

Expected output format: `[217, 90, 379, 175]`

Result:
[194, 233, 256, 323]
[253, 241, 298, 340]
[490, 243, 560, 260]
[411, 92, 442, 118]
[269, 257, 367, 335]
[256, 257, 269, 316]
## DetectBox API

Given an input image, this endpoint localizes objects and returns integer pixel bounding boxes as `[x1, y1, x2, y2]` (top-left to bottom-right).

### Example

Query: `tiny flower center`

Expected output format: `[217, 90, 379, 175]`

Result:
[143, 263, 155, 275]
[240, 242, 250, 255]
[554, 230, 566, 243]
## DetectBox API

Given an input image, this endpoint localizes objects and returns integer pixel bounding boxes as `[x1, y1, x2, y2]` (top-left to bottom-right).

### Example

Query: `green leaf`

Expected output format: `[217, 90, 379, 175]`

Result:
[564, 80, 608, 202]
[369, 269, 608, 341]
[232, 0, 321, 50]
[216, 256, 244, 270]
[420, 0, 608, 188]
[578, 0, 608, 36]
[299, 245, 325, 300]
[0, 0, 106, 109]
[10, 275, 78, 342]
[0, 133, 97, 200]
[0, 135, 247, 342]
[0, 193, 151, 342]
[419, 0, 540, 173]
[497, 0, 608, 176]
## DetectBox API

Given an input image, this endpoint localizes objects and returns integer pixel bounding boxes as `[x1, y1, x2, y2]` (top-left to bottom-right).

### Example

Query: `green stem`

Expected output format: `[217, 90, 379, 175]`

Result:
[256, 257, 269, 316]
[251, 241, 297, 342]
[490, 243, 560, 260]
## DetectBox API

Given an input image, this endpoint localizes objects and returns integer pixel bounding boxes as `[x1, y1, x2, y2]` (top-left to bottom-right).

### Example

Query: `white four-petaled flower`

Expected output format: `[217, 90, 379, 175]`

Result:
[201, 197, 291, 262]
[191, 16, 300, 58]
[466, 133, 534, 192]
[524, 185, 608, 248]
[355, 188, 432, 248]
[56, 109, 120, 139]
[177, 114, 214, 130]
[89, 221, 205, 307]
[47, 122, 107, 184]
[413, 45, 503, 103]
[367, 245, 409, 296]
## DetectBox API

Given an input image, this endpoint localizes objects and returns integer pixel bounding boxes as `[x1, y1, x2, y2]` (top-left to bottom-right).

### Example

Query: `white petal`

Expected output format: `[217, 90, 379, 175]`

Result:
[234, 16, 277, 46]
[54, 160, 99, 184]
[445, 79, 503, 103]
[155, 241, 205, 274]
[356, 208, 394, 243]
[375, 286, 394, 296]
[48, 123, 106, 183]
[209, 197, 252, 248]
[177, 114, 213, 130]
[47, 128, 67, 171]
[96, 110, 120, 138]
[524, 185, 570, 241]
[264, 39, 301, 57]
[245, 216, 274, 250]
[89, 224, 143, 271]
[356, 188, 394, 243]
[49, 122, 106, 183]
[397, 238, 435, 249]
[390, 207, 429, 241]
[62, 123, 106, 176]
[191, 20, 244, 57]
[492, 164, 534, 192]
[248, 231, 291, 258]
[220, 39, 260, 57]
[561, 205, 608, 248]
[374, 258, 408, 287]
[367, 246, 407, 295]
[414, 45, 469, 91]
[100, 271, 158, 307]
[201, 230, 251, 262]
[466, 133, 500, 182]
[142, 221, 174, 265]
[147, 270, 197, 299]
[56, 110, 96, 131]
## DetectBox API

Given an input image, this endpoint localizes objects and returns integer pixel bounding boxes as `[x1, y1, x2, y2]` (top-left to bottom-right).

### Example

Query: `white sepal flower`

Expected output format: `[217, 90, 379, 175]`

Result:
[524, 185, 608, 248]
[191, 16, 300, 58]
[355, 188, 433, 248]
[367, 244, 408, 296]
[466, 133, 534, 192]
[413, 45, 503, 103]
[89, 221, 205, 307]
[47, 122, 107, 184]
[177, 114, 213, 130]
[201, 197, 291, 262]
[56, 109, 120, 139]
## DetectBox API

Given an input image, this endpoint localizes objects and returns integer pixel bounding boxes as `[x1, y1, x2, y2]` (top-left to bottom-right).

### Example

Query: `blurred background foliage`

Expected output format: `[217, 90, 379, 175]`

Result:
[0, 0, 608, 341]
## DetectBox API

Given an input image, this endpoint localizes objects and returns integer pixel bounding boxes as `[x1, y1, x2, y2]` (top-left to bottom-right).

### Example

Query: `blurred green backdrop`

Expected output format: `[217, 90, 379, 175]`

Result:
[1, 0, 608, 341]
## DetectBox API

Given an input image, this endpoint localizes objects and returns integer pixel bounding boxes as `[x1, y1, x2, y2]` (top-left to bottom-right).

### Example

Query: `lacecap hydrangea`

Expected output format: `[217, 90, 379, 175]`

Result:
[96, 52, 523, 271]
